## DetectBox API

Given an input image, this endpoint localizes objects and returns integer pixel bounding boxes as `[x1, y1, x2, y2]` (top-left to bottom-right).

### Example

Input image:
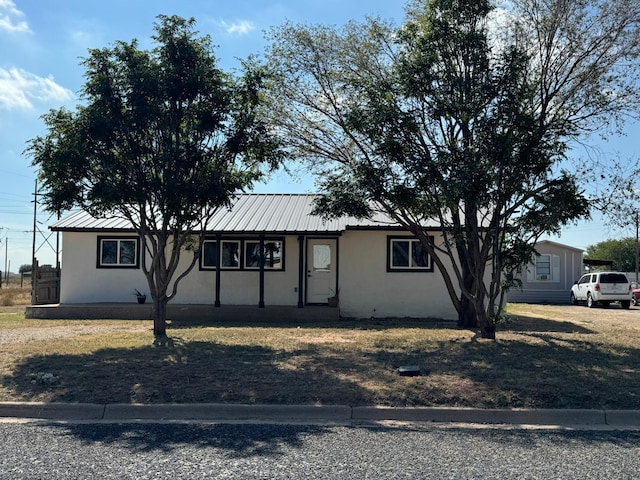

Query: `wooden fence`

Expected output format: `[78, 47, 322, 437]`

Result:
[31, 260, 61, 305]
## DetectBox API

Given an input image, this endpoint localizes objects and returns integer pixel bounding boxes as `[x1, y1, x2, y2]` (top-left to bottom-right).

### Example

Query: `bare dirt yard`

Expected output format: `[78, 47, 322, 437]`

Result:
[0, 302, 639, 409]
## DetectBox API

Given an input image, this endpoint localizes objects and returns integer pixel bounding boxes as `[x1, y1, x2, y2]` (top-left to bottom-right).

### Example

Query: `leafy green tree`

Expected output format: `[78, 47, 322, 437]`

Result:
[592, 158, 640, 269]
[18, 264, 32, 274]
[27, 16, 283, 339]
[586, 238, 638, 273]
[264, 0, 640, 338]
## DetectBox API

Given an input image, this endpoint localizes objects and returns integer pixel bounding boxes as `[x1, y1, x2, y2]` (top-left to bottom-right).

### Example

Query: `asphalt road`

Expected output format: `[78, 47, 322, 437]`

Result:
[1, 421, 639, 479]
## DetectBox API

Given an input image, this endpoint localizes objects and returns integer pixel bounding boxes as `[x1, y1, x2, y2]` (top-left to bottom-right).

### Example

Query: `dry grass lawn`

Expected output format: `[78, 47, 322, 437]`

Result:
[1, 299, 639, 409]
[0, 284, 30, 307]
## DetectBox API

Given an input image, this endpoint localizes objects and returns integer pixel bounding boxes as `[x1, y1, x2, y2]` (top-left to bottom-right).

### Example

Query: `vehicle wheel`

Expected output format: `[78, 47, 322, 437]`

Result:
[570, 292, 577, 305]
[587, 293, 595, 308]
[633, 295, 638, 307]
[621, 300, 631, 309]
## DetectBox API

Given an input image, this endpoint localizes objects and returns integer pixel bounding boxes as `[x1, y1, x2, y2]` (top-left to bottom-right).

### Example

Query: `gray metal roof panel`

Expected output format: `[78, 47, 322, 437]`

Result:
[51, 210, 135, 231]
[50, 194, 435, 232]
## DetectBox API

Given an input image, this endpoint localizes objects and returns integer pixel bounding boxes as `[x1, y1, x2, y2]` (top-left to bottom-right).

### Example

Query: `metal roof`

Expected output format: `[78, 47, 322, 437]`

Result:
[535, 239, 584, 253]
[51, 194, 432, 233]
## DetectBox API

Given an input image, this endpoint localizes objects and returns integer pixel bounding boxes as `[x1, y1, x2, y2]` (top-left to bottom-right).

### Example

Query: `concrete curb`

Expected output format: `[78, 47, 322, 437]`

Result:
[352, 406, 609, 426]
[605, 410, 640, 426]
[103, 404, 352, 421]
[1, 402, 640, 427]
[0, 402, 105, 420]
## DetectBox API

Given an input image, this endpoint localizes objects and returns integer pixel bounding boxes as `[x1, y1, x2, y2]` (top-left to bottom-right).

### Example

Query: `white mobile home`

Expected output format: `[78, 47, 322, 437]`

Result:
[507, 240, 584, 305]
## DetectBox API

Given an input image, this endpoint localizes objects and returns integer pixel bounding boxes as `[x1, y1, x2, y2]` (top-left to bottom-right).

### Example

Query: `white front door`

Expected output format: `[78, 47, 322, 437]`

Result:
[306, 239, 337, 304]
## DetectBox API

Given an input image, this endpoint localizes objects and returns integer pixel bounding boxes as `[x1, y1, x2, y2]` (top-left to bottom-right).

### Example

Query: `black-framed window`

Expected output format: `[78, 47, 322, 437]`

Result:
[200, 237, 285, 271]
[221, 240, 241, 269]
[202, 240, 218, 268]
[387, 236, 433, 272]
[245, 240, 283, 270]
[97, 236, 140, 268]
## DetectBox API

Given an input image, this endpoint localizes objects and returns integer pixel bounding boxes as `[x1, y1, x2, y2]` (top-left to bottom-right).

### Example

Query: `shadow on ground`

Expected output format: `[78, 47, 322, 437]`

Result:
[46, 420, 640, 456]
[167, 316, 459, 331]
[0, 340, 374, 405]
[167, 310, 594, 334]
[52, 422, 330, 457]
[2, 324, 640, 411]
[504, 315, 594, 334]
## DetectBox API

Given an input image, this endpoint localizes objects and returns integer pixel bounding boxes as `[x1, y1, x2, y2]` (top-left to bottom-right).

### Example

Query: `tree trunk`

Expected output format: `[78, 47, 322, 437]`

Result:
[457, 266, 478, 328]
[458, 299, 477, 328]
[477, 307, 496, 340]
[152, 296, 168, 338]
[480, 322, 496, 339]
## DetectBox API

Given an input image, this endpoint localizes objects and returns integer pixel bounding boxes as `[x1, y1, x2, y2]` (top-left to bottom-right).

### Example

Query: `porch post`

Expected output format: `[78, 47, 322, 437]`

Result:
[214, 233, 221, 307]
[297, 235, 304, 308]
[258, 234, 265, 308]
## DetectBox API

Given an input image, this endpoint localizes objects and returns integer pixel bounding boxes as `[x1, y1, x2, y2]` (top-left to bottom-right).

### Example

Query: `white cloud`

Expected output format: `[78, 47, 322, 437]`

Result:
[0, 0, 30, 33]
[0, 67, 74, 110]
[220, 19, 256, 35]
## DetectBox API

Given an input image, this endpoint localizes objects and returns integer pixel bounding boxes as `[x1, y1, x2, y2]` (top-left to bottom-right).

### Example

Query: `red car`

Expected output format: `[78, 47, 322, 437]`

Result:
[632, 282, 640, 306]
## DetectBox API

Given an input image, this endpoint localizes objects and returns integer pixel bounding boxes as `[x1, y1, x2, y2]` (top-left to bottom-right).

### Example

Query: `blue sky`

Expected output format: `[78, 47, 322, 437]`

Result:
[0, 0, 636, 271]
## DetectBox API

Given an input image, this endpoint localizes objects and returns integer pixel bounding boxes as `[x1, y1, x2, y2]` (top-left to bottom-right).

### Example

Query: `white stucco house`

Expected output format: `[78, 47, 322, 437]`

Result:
[506, 240, 584, 305]
[42, 194, 463, 320]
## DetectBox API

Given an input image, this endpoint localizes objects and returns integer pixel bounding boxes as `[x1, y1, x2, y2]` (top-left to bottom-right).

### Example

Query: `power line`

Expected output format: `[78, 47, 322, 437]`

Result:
[0, 199, 31, 204]
[0, 169, 33, 179]
[31, 180, 60, 268]
[0, 192, 32, 199]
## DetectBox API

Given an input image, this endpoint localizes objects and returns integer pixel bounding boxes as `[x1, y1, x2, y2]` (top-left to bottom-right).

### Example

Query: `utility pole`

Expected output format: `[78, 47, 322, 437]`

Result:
[32, 180, 38, 305]
[634, 212, 640, 283]
[29, 179, 61, 304]
[4, 237, 7, 283]
[56, 212, 60, 268]
[32, 179, 37, 271]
